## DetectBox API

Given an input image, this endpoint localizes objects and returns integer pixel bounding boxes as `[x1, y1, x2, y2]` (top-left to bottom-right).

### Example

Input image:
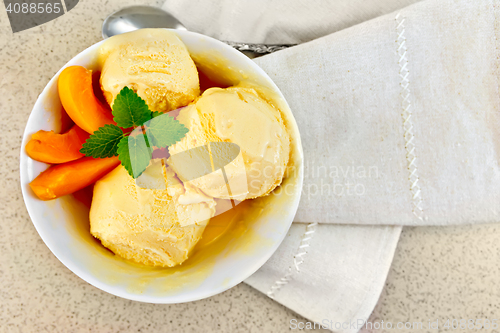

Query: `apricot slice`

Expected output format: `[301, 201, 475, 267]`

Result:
[25, 125, 90, 164]
[58, 66, 115, 134]
[29, 156, 120, 201]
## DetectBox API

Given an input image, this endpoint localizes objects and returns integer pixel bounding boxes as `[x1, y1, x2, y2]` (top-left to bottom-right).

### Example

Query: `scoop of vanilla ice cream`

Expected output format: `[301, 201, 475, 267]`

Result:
[168, 87, 290, 199]
[165, 104, 248, 201]
[89, 164, 215, 267]
[99, 29, 200, 112]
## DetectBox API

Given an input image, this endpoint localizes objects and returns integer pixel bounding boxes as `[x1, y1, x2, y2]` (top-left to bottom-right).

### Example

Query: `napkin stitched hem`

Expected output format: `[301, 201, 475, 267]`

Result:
[267, 222, 318, 298]
[395, 11, 426, 222]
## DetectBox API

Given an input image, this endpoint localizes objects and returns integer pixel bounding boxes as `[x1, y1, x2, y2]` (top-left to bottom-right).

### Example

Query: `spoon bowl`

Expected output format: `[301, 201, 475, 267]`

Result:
[102, 5, 186, 39]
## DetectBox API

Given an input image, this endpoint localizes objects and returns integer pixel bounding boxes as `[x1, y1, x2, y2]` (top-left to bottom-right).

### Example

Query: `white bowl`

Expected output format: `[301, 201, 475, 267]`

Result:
[19, 29, 303, 303]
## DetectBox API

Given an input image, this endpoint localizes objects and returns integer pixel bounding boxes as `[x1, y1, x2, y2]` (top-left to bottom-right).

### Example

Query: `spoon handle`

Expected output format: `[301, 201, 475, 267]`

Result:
[223, 41, 296, 54]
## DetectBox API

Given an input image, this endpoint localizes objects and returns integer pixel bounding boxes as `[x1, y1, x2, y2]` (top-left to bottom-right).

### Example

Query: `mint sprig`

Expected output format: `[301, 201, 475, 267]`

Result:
[80, 87, 189, 178]
[80, 124, 124, 158]
[112, 86, 152, 128]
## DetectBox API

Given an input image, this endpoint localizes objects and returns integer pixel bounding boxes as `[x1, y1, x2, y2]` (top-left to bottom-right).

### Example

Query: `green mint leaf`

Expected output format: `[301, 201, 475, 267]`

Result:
[145, 113, 189, 148]
[151, 111, 163, 118]
[117, 133, 152, 178]
[80, 124, 124, 158]
[112, 86, 152, 128]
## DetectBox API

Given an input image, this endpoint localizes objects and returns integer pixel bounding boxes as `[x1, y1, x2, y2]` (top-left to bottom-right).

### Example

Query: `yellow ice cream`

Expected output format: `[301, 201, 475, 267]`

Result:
[168, 87, 290, 199]
[99, 29, 200, 112]
[89, 163, 216, 267]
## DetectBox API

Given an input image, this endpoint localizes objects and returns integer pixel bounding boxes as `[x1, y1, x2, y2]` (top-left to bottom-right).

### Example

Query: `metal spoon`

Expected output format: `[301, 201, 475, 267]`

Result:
[102, 6, 294, 55]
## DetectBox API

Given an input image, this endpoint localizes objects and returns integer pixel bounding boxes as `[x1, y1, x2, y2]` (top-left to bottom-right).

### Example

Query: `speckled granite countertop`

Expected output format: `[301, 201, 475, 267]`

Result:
[1, 1, 500, 332]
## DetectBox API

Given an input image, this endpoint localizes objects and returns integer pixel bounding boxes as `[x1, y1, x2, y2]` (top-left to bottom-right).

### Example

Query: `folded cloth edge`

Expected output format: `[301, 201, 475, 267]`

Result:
[245, 224, 402, 333]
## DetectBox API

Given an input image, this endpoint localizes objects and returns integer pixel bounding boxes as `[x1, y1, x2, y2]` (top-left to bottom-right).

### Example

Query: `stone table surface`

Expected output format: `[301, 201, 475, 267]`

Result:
[1, 1, 500, 332]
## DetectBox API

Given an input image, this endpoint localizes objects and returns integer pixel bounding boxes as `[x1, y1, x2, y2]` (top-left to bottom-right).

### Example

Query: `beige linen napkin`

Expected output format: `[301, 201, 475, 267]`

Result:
[162, 0, 496, 331]
[166, 0, 500, 227]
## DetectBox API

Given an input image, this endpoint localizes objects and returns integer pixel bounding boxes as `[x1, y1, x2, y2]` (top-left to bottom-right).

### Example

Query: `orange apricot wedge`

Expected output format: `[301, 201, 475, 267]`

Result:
[25, 125, 90, 164]
[58, 66, 115, 134]
[29, 156, 120, 201]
